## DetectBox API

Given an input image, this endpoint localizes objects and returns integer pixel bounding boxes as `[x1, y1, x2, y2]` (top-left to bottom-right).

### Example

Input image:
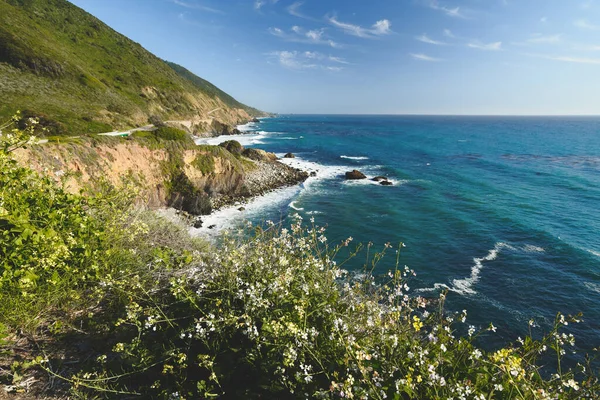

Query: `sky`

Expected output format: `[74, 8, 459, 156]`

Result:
[68, 0, 600, 115]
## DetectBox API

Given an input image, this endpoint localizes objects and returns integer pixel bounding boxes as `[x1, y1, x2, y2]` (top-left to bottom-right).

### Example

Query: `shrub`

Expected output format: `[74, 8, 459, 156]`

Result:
[0, 115, 598, 399]
[153, 126, 189, 141]
[219, 139, 243, 155]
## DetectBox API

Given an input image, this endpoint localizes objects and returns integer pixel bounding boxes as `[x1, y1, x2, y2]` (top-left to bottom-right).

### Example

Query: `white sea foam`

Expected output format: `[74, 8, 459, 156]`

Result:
[521, 244, 545, 253]
[289, 201, 304, 211]
[237, 122, 258, 132]
[195, 132, 264, 147]
[277, 155, 348, 187]
[450, 242, 514, 296]
[586, 249, 600, 258]
[417, 242, 551, 296]
[340, 155, 369, 161]
[189, 185, 302, 239]
[584, 282, 600, 294]
[343, 178, 408, 187]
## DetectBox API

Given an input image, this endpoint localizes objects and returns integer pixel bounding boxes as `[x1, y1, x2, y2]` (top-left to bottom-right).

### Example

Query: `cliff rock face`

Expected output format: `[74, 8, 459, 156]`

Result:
[14, 139, 307, 215]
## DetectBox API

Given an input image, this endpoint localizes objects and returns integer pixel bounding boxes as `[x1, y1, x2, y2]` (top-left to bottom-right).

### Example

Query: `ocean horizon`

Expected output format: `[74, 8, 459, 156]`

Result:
[195, 114, 600, 357]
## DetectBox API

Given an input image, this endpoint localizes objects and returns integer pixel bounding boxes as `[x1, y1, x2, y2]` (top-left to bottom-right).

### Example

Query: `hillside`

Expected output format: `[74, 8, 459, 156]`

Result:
[0, 0, 261, 136]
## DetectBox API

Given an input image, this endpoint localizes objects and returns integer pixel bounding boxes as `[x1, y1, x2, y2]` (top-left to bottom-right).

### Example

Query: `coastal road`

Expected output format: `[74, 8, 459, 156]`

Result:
[97, 124, 155, 137]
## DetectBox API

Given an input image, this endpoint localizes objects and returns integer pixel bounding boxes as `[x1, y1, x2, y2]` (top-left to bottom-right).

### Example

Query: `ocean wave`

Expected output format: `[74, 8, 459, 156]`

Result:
[195, 133, 264, 147]
[189, 185, 302, 239]
[340, 155, 369, 161]
[584, 281, 600, 294]
[342, 178, 409, 187]
[289, 201, 304, 211]
[450, 242, 514, 296]
[586, 248, 600, 258]
[237, 122, 258, 132]
[521, 244, 545, 253]
[418, 242, 550, 296]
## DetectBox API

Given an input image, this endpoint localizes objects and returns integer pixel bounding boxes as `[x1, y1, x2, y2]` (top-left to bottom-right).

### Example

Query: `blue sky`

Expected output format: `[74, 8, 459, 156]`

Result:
[69, 0, 600, 115]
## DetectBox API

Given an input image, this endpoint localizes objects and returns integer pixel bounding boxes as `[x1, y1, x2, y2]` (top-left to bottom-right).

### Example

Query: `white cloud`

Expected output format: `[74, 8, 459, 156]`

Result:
[328, 16, 392, 38]
[267, 51, 346, 71]
[268, 26, 341, 48]
[581, 0, 594, 9]
[417, 34, 447, 45]
[546, 55, 600, 64]
[428, 1, 466, 18]
[575, 19, 600, 30]
[254, 0, 278, 11]
[410, 53, 442, 62]
[170, 0, 222, 13]
[286, 1, 315, 20]
[468, 41, 502, 51]
[443, 29, 455, 38]
[527, 34, 562, 44]
[540, 16, 547, 23]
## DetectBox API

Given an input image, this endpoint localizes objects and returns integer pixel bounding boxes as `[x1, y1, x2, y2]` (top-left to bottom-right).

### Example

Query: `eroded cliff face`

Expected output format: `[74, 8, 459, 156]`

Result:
[13, 138, 307, 215]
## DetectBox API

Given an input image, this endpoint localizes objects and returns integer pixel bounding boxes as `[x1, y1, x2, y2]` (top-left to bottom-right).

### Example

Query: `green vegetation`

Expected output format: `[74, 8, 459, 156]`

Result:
[0, 0, 261, 135]
[166, 61, 262, 116]
[1, 119, 599, 398]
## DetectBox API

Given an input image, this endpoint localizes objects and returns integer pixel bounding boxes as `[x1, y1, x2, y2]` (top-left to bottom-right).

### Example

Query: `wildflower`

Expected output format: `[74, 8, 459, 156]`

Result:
[489, 323, 497, 332]
[563, 379, 579, 390]
[468, 325, 476, 337]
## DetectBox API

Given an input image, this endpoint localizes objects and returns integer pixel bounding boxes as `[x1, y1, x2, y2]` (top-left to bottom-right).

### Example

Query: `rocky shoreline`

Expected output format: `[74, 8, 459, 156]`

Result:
[210, 157, 309, 211]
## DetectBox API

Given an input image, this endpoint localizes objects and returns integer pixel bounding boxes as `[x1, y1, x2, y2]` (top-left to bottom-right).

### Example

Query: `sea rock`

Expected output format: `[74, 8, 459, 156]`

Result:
[243, 148, 278, 162]
[380, 180, 393, 186]
[345, 170, 367, 180]
[251, 118, 261, 123]
[283, 152, 295, 159]
[238, 207, 246, 211]
[193, 217, 203, 228]
[371, 176, 388, 182]
[208, 224, 216, 229]
[309, 171, 317, 177]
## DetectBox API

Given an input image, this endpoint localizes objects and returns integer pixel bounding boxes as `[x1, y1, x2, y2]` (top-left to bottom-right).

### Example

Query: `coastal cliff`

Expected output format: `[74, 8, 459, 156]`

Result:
[14, 136, 307, 215]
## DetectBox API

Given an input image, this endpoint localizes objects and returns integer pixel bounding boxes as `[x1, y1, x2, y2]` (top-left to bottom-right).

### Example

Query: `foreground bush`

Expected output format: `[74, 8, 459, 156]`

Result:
[0, 116, 599, 398]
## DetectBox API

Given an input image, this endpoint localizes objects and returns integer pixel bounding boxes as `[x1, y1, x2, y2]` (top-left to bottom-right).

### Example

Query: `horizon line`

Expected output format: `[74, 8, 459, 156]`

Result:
[271, 113, 600, 117]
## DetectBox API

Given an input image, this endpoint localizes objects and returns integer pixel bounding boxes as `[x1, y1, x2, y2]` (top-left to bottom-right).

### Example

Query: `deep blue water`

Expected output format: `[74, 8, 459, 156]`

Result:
[237, 115, 600, 353]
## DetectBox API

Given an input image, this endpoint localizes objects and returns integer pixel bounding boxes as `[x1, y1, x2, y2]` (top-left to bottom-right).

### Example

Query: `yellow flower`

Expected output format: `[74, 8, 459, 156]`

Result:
[412, 315, 423, 331]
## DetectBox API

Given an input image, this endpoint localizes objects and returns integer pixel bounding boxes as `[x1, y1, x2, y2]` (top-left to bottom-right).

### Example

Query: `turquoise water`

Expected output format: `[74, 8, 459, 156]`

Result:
[239, 115, 600, 353]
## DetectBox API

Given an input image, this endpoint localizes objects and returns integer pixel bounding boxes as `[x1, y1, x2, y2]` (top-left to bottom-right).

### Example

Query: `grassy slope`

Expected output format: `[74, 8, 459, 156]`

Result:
[0, 0, 261, 135]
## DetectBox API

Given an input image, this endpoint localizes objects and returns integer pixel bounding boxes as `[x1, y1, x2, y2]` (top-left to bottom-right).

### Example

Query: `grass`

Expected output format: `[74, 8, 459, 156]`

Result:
[0, 0, 262, 135]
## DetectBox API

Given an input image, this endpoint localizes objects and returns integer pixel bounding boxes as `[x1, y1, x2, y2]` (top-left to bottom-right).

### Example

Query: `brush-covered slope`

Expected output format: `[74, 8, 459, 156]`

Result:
[0, 0, 261, 135]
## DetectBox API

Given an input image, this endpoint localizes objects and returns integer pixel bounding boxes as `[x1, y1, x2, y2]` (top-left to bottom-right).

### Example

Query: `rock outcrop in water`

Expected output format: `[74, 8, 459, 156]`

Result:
[345, 170, 367, 180]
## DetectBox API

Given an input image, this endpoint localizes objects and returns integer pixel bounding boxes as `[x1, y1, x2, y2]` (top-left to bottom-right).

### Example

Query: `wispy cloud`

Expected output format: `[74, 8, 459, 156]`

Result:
[581, 0, 594, 9]
[468, 41, 502, 51]
[268, 26, 341, 48]
[416, 34, 447, 45]
[527, 33, 562, 44]
[327, 16, 392, 38]
[427, 1, 466, 18]
[410, 53, 442, 62]
[254, 0, 278, 11]
[267, 50, 347, 70]
[574, 19, 600, 30]
[443, 29, 455, 38]
[170, 0, 222, 13]
[287, 2, 316, 20]
[545, 55, 600, 64]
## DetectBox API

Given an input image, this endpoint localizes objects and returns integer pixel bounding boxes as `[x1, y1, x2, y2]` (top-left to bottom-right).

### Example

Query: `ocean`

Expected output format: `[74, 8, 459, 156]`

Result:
[194, 115, 600, 354]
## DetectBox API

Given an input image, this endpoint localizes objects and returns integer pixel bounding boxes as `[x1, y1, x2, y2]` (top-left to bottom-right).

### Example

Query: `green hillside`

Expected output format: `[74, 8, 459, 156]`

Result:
[0, 0, 260, 135]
